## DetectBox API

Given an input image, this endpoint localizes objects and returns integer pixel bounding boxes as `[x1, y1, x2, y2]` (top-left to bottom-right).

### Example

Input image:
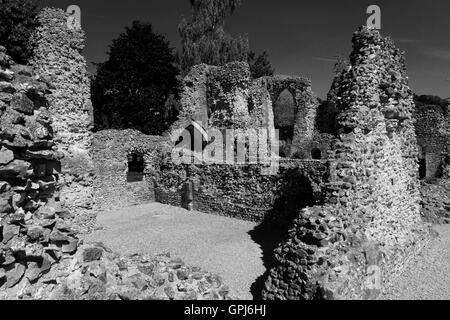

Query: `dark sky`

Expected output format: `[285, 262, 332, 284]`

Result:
[40, 0, 450, 99]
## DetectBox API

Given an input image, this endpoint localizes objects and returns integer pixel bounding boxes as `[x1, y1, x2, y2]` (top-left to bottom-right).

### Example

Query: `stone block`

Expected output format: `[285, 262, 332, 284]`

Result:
[11, 93, 34, 115]
[83, 247, 103, 262]
[0, 147, 14, 165]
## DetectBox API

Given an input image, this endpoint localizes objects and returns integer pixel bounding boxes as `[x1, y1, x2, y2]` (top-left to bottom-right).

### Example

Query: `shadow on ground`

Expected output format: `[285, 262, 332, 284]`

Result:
[248, 172, 316, 299]
[248, 222, 291, 299]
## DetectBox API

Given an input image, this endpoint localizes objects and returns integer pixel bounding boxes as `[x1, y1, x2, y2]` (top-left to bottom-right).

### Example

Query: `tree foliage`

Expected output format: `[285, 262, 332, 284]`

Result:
[91, 21, 180, 135]
[179, 0, 249, 74]
[248, 51, 275, 79]
[414, 94, 449, 107]
[0, 0, 39, 64]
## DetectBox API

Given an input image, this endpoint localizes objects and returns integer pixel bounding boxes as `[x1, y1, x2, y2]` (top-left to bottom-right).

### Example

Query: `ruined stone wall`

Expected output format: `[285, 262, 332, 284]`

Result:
[414, 100, 450, 223]
[172, 61, 274, 133]
[175, 64, 211, 130]
[153, 159, 330, 225]
[30, 8, 94, 233]
[0, 47, 80, 293]
[174, 63, 331, 161]
[92, 130, 168, 212]
[414, 102, 450, 180]
[263, 27, 430, 300]
[261, 76, 320, 158]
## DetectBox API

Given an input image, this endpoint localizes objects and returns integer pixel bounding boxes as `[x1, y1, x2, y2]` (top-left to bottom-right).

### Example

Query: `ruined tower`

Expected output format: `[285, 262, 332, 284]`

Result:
[263, 27, 429, 300]
[30, 8, 95, 233]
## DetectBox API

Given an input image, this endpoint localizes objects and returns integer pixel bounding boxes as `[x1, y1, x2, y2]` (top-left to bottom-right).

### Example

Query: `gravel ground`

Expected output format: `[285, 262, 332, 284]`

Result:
[85, 203, 450, 300]
[383, 225, 450, 300]
[84, 203, 267, 300]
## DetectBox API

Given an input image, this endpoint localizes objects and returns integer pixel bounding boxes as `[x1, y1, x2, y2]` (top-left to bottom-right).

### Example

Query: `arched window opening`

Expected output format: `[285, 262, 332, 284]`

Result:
[274, 89, 296, 158]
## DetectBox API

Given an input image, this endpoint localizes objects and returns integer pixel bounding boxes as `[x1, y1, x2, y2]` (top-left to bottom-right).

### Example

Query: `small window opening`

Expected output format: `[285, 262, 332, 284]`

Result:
[311, 148, 322, 160]
[419, 158, 426, 180]
[127, 152, 144, 182]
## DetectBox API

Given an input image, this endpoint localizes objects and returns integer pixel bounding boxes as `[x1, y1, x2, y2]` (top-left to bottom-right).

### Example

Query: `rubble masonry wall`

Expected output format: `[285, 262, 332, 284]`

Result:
[30, 8, 95, 233]
[262, 27, 430, 300]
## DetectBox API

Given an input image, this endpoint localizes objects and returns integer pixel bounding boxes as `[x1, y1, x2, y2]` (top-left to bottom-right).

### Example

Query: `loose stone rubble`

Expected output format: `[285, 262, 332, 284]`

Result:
[2, 243, 234, 300]
[0, 44, 80, 295]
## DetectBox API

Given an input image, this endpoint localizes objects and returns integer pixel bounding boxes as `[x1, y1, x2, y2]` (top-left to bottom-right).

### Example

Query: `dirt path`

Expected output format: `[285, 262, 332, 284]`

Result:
[383, 225, 450, 300]
[84, 203, 269, 300]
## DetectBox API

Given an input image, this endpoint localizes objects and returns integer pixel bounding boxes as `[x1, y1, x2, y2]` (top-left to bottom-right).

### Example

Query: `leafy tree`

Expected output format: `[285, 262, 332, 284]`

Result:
[179, 0, 249, 74]
[0, 0, 39, 64]
[91, 21, 180, 135]
[248, 51, 274, 78]
[414, 94, 448, 107]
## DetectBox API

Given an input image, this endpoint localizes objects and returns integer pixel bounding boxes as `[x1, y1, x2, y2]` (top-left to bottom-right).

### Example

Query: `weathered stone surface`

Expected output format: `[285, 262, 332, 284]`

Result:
[0, 81, 15, 93]
[0, 243, 236, 300]
[26, 257, 52, 283]
[0, 191, 13, 213]
[420, 179, 450, 224]
[0, 48, 13, 68]
[4, 263, 26, 288]
[0, 69, 14, 81]
[262, 27, 430, 300]
[0, 46, 77, 296]
[11, 93, 34, 115]
[2, 224, 20, 243]
[49, 230, 71, 243]
[154, 159, 327, 223]
[31, 8, 94, 233]
[61, 240, 78, 254]
[27, 226, 45, 241]
[10, 64, 33, 77]
[93, 130, 167, 212]
[0, 160, 32, 179]
[174, 61, 274, 132]
[177, 269, 189, 281]
[415, 97, 449, 179]
[83, 247, 103, 262]
[0, 147, 14, 165]
[38, 206, 56, 220]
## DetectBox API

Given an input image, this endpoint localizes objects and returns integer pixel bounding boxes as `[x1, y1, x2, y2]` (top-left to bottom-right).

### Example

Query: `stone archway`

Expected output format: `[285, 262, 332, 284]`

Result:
[262, 76, 319, 159]
[273, 89, 296, 157]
